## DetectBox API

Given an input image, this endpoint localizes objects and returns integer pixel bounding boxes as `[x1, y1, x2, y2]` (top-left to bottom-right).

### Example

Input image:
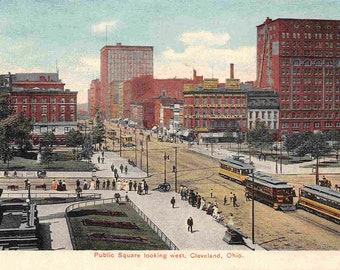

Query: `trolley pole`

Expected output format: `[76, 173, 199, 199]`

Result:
[134, 129, 137, 165]
[140, 138, 143, 170]
[174, 146, 178, 192]
[146, 138, 149, 177]
[252, 171, 255, 245]
[119, 127, 122, 157]
[164, 152, 168, 184]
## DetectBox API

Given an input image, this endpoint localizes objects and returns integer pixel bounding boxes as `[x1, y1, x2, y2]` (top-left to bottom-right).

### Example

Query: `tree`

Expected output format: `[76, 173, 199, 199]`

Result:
[247, 120, 274, 153]
[0, 93, 11, 121]
[66, 129, 84, 147]
[0, 125, 13, 167]
[92, 114, 105, 144]
[42, 131, 56, 147]
[81, 135, 93, 164]
[10, 114, 33, 154]
[40, 146, 53, 166]
[284, 132, 312, 158]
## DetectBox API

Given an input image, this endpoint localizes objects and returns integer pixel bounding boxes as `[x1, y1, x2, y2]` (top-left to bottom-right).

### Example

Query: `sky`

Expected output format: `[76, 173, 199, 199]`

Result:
[0, 0, 340, 104]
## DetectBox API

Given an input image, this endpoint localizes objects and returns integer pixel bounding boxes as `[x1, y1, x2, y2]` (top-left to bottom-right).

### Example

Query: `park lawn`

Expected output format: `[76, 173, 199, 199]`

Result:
[0, 156, 96, 171]
[68, 203, 170, 250]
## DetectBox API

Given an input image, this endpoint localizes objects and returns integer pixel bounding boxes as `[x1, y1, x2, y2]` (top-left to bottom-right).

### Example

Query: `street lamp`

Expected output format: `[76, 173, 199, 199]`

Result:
[146, 138, 149, 177]
[164, 152, 169, 184]
[174, 147, 178, 192]
[119, 127, 122, 157]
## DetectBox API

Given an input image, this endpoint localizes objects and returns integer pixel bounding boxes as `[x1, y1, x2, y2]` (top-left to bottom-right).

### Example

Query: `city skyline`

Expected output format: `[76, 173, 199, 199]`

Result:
[0, 0, 339, 104]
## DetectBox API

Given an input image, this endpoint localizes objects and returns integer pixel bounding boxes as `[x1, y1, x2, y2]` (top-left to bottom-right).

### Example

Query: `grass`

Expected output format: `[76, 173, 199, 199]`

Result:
[0, 156, 96, 171]
[68, 203, 170, 250]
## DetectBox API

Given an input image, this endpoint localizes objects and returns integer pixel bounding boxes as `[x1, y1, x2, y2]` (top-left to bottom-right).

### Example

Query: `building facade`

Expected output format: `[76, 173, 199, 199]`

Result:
[256, 17, 340, 137]
[183, 65, 248, 136]
[7, 73, 77, 144]
[247, 89, 280, 132]
[88, 79, 102, 119]
[100, 43, 153, 118]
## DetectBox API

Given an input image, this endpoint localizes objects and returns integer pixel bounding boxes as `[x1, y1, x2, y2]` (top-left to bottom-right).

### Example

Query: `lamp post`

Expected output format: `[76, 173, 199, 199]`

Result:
[146, 138, 149, 177]
[174, 147, 178, 192]
[251, 171, 255, 245]
[119, 127, 122, 157]
[134, 129, 137, 166]
[140, 133, 144, 170]
[164, 152, 169, 184]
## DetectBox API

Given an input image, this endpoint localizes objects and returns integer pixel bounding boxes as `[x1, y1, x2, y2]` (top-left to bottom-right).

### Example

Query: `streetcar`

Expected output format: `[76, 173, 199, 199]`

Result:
[297, 185, 340, 224]
[219, 156, 254, 184]
[244, 172, 295, 211]
[121, 135, 134, 147]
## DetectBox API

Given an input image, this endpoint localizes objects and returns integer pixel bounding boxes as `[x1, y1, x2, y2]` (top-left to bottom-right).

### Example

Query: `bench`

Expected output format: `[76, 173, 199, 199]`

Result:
[35, 184, 46, 190]
[7, 185, 19, 191]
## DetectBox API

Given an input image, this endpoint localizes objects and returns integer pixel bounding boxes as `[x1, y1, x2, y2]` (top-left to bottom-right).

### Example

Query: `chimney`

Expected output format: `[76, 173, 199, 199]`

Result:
[116, 43, 122, 47]
[230, 63, 234, 79]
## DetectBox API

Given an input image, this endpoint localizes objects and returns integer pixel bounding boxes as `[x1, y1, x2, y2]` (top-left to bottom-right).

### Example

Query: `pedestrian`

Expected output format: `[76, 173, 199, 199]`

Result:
[97, 156, 100, 163]
[124, 165, 128, 174]
[210, 189, 213, 198]
[83, 180, 88, 190]
[111, 163, 114, 172]
[170, 196, 176, 208]
[112, 179, 116, 190]
[144, 181, 149, 194]
[101, 157, 104, 164]
[128, 180, 133, 191]
[102, 180, 106, 190]
[133, 181, 137, 191]
[233, 193, 238, 207]
[101, 150, 104, 157]
[106, 179, 110, 190]
[229, 192, 233, 204]
[120, 164, 124, 174]
[187, 217, 193, 233]
[223, 195, 227, 205]
[24, 179, 29, 190]
[96, 178, 100, 190]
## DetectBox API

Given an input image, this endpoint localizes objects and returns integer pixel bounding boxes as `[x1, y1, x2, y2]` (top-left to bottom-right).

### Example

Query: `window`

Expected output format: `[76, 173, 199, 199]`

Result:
[61, 98, 65, 103]
[41, 106, 47, 113]
[42, 114, 47, 123]
[60, 106, 65, 113]
[70, 114, 75, 121]
[60, 114, 65, 121]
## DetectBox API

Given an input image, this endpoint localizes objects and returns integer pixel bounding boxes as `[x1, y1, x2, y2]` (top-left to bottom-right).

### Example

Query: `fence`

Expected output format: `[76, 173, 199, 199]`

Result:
[65, 196, 179, 250]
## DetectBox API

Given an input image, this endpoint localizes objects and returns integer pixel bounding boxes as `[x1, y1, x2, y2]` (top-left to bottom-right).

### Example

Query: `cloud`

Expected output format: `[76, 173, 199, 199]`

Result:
[74, 56, 100, 72]
[155, 31, 256, 82]
[180, 31, 230, 47]
[92, 20, 117, 35]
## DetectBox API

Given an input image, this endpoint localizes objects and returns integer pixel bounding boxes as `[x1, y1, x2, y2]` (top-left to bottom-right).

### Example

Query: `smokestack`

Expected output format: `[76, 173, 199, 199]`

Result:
[230, 63, 234, 79]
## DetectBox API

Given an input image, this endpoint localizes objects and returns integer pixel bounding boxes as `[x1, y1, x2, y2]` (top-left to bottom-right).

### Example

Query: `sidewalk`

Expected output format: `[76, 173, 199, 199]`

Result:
[189, 143, 340, 175]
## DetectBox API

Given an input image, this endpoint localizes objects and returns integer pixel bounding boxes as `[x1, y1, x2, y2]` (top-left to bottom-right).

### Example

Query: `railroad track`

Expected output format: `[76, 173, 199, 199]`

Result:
[289, 211, 340, 236]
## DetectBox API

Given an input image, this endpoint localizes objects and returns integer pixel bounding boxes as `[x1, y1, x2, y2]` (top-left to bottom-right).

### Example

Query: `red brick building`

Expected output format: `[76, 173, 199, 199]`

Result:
[88, 79, 102, 118]
[7, 73, 77, 144]
[256, 18, 340, 138]
[100, 43, 153, 119]
[121, 71, 203, 130]
[183, 65, 248, 136]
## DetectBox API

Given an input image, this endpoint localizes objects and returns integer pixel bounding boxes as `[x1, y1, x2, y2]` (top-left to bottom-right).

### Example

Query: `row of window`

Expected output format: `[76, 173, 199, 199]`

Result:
[281, 50, 339, 57]
[281, 111, 340, 119]
[281, 77, 339, 84]
[281, 32, 340, 40]
[281, 59, 339, 66]
[12, 105, 75, 114]
[280, 103, 340, 110]
[281, 86, 340, 92]
[11, 97, 75, 104]
[194, 97, 247, 105]
[186, 119, 247, 129]
[281, 41, 340, 49]
[191, 108, 247, 115]
[31, 114, 75, 122]
[249, 121, 277, 130]
[281, 122, 340, 129]
[249, 111, 278, 119]
[280, 95, 340, 102]
[281, 67, 340, 76]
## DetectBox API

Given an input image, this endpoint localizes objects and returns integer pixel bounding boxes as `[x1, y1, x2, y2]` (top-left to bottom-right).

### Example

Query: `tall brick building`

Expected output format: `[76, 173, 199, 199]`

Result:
[6, 73, 77, 144]
[100, 43, 153, 118]
[256, 18, 340, 138]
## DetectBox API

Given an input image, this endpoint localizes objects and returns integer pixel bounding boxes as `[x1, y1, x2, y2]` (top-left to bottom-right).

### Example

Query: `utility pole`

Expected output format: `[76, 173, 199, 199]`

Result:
[146, 138, 149, 177]
[164, 152, 168, 184]
[252, 171, 255, 244]
[140, 135, 143, 170]
[174, 146, 178, 192]
[134, 129, 137, 165]
[119, 127, 122, 157]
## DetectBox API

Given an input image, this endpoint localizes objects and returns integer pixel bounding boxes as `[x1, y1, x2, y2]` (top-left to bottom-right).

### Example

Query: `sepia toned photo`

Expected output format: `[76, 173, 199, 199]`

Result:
[0, 1, 339, 269]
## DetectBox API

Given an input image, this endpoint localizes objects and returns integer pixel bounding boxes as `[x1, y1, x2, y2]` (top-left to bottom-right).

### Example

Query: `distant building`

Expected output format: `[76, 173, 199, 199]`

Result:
[6, 73, 77, 145]
[247, 88, 280, 133]
[183, 64, 248, 139]
[256, 17, 340, 138]
[100, 43, 154, 118]
[88, 79, 102, 118]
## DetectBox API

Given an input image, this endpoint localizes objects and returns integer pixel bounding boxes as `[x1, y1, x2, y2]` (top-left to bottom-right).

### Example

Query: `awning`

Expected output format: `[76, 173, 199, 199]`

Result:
[201, 132, 224, 138]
